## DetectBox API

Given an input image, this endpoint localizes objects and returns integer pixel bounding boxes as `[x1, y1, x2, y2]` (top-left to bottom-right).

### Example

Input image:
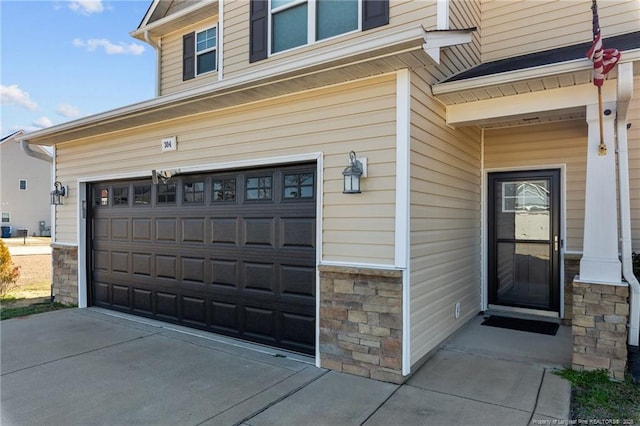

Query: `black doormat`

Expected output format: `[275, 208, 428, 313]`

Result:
[481, 316, 559, 336]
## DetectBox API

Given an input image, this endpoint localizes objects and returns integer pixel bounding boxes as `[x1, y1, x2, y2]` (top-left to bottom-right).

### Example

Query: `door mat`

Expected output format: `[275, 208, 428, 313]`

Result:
[481, 316, 559, 336]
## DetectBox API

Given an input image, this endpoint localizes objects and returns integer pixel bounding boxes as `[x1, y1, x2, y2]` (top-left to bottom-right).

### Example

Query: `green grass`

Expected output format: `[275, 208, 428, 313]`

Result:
[0, 301, 73, 320]
[557, 369, 640, 422]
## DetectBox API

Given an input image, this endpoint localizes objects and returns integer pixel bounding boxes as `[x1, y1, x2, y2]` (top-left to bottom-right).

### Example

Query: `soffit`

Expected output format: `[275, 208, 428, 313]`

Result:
[22, 39, 429, 146]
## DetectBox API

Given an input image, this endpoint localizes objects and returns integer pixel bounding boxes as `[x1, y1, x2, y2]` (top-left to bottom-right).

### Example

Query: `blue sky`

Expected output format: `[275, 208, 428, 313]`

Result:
[1, 0, 155, 137]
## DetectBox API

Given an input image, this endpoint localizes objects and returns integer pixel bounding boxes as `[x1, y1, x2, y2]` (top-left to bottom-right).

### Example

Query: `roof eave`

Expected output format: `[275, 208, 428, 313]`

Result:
[433, 48, 640, 96]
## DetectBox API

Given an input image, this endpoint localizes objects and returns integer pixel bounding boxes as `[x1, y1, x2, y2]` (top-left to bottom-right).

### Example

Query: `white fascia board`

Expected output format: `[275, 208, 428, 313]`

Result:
[21, 25, 429, 145]
[422, 29, 474, 64]
[446, 79, 618, 127]
[434, 48, 640, 96]
[130, 0, 217, 39]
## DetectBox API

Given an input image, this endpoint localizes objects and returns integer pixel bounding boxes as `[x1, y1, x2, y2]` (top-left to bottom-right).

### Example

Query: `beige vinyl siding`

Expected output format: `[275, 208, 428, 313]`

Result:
[481, 0, 639, 62]
[222, 0, 437, 80]
[484, 120, 587, 253]
[54, 74, 398, 265]
[409, 68, 482, 366]
[446, 0, 481, 72]
[629, 76, 640, 250]
[160, 18, 219, 96]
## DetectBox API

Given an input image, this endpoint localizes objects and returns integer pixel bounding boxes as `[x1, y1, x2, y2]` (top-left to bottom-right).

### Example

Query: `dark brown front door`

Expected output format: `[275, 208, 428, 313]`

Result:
[488, 169, 561, 312]
[89, 164, 317, 354]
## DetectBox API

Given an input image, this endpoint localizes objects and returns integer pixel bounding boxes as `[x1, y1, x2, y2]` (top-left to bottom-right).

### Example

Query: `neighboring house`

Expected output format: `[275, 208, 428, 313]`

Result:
[19, 0, 640, 383]
[0, 130, 52, 238]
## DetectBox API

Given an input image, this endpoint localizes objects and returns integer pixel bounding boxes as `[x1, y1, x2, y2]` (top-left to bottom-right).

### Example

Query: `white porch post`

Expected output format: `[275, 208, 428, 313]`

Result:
[578, 102, 621, 284]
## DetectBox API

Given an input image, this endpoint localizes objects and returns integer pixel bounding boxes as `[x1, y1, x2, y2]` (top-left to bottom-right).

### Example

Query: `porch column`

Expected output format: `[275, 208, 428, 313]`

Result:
[579, 102, 621, 284]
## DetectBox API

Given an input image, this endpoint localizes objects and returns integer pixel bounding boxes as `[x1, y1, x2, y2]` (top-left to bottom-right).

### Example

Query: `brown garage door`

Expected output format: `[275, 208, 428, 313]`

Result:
[90, 164, 316, 354]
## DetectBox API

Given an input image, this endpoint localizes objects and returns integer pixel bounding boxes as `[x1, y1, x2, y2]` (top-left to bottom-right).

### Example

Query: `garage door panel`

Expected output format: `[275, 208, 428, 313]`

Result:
[211, 218, 239, 245]
[182, 296, 207, 325]
[182, 218, 206, 243]
[243, 218, 276, 247]
[281, 264, 315, 297]
[157, 292, 178, 319]
[156, 255, 177, 279]
[112, 284, 130, 308]
[111, 218, 130, 240]
[91, 164, 316, 355]
[111, 251, 130, 274]
[244, 306, 276, 341]
[211, 259, 239, 287]
[156, 219, 178, 242]
[132, 253, 152, 276]
[281, 217, 315, 248]
[132, 218, 152, 241]
[282, 312, 315, 347]
[133, 288, 153, 314]
[244, 262, 275, 292]
[182, 257, 206, 283]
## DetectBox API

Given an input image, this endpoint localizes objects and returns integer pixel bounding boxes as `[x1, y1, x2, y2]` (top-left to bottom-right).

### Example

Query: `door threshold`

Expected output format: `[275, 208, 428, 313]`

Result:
[486, 305, 560, 323]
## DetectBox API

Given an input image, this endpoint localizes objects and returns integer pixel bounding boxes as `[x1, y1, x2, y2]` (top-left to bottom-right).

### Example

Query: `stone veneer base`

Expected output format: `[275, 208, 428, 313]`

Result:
[572, 278, 629, 380]
[52, 244, 78, 305]
[319, 265, 404, 384]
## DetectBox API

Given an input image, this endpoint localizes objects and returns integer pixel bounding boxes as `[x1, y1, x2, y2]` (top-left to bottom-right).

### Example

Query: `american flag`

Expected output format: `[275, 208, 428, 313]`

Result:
[586, 0, 621, 87]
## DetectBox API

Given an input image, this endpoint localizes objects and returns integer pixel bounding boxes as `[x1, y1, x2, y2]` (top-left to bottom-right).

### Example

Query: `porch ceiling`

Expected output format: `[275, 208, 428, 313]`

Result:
[433, 32, 640, 129]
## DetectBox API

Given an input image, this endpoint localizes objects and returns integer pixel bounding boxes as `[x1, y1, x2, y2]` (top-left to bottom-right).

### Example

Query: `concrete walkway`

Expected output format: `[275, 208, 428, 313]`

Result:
[1, 237, 52, 255]
[0, 308, 571, 425]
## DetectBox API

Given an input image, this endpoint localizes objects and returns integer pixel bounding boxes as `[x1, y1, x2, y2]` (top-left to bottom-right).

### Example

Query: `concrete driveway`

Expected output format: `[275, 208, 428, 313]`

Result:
[1, 308, 571, 425]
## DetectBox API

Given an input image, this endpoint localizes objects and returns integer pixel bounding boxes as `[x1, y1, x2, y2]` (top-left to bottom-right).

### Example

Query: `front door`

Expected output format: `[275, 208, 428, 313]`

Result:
[488, 169, 561, 312]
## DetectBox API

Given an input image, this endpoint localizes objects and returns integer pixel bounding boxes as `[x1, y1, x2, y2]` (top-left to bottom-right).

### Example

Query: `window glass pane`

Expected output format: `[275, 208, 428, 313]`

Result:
[113, 187, 129, 206]
[246, 176, 272, 200]
[2, 213, 11, 223]
[95, 188, 109, 206]
[19, 180, 27, 190]
[196, 27, 216, 51]
[134, 185, 151, 205]
[157, 183, 176, 204]
[317, 0, 357, 40]
[272, 0, 296, 9]
[284, 173, 314, 199]
[212, 178, 236, 202]
[184, 181, 205, 203]
[272, 3, 308, 53]
[197, 50, 216, 74]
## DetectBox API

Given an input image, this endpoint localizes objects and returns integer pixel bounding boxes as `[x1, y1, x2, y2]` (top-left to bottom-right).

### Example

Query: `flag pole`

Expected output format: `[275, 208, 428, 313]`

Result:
[597, 85, 606, 156]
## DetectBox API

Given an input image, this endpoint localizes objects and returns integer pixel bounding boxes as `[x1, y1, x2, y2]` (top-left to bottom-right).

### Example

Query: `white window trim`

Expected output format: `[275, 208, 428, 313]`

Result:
[195, 24, 218, 77]
[18, 179, 27, 191]
[268, 0, 362, 56]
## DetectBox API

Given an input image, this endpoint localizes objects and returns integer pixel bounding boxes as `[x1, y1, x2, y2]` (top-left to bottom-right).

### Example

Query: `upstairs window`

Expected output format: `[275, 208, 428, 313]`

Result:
[183, 25, 218, 81]
[18, 179, 27, 190]
[250, 0, 389, 62]
[271, 0, 358, 54]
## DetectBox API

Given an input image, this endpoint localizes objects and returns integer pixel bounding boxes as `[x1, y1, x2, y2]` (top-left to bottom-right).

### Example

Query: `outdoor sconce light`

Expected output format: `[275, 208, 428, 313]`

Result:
[50, 181, 68, 206]
[342, 151, 364, 194]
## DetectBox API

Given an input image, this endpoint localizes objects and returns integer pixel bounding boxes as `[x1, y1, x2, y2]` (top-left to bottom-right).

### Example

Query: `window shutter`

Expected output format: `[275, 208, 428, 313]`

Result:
[362, 0, 389, 31]
[183, 32, 195, 81]
[249, 0, 268, 63]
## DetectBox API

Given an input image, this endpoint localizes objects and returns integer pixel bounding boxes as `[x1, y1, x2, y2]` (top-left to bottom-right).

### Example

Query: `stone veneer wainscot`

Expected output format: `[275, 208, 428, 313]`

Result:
[52, 244, 78, 305]
[319, 265, 404, 384]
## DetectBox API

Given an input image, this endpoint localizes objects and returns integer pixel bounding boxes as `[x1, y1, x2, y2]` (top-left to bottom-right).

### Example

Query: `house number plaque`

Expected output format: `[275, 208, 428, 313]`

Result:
[161, 136, 177, 152]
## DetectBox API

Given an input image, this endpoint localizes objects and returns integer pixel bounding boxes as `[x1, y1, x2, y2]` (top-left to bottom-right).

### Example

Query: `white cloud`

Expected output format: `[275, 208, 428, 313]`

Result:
[68, 0, 104, 15]
[56, 103, 82, 118]
[0, 84, 38, 110]
[73, 38, 145, 55]
[33, 117, 53, 129]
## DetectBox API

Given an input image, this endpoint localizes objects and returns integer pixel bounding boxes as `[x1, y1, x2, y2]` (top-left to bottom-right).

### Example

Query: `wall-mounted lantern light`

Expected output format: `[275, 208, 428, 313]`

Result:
[342, 151, 364, 194]
[50, 181, 68, 205]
